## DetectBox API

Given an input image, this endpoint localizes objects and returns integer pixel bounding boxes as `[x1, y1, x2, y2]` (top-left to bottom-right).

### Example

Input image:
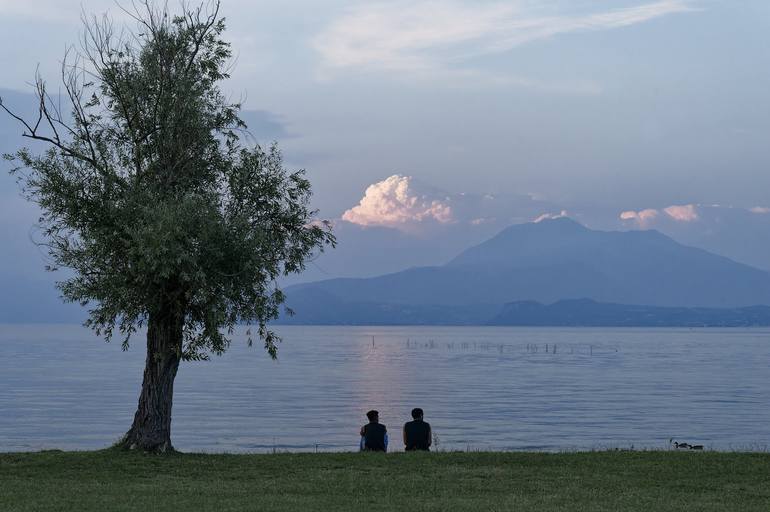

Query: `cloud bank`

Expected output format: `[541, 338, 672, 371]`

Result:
[620, 204, 699, 227]
[619, 208, 660, 228]
[342, 174, 554, 232]
[314, 0, 694, 77]
[619, 203, 770, 271]
[663, 204, 699, 222]
[533, 210, 569, 223]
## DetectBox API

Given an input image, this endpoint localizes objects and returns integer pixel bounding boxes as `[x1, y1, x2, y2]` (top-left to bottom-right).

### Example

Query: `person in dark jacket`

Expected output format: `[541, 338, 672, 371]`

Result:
[403, 407, 432, 451]
[360, 410, 388, 452]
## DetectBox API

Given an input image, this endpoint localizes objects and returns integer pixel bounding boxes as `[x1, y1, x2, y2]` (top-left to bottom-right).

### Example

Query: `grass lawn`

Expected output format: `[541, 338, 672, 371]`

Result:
[1, 450, 769, 511]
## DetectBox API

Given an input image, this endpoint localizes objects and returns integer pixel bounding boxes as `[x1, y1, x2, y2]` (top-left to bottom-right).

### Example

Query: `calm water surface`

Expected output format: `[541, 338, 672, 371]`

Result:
[1, 325, 768, 452]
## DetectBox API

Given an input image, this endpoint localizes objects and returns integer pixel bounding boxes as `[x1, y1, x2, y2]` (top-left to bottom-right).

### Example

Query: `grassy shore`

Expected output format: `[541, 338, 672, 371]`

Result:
[1, 450, 769, 511]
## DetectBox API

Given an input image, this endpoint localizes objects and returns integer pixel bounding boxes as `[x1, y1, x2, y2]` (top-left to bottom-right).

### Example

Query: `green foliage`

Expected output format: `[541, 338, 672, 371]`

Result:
[2, 2, 334, 359]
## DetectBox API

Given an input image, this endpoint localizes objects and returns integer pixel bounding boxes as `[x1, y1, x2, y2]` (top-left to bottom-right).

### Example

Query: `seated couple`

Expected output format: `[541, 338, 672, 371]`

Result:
[359, 408, 432, 452]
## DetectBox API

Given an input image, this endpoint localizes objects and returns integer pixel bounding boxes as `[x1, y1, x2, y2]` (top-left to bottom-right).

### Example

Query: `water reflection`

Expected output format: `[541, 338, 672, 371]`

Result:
[0, 325, 769, 452]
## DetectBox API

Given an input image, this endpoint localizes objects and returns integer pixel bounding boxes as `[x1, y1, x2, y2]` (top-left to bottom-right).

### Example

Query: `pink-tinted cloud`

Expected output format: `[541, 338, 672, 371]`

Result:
[619, 208, 659, 228]
[533, 210, 568, 223]
[342, 175, 453, 229]
[663, 204, 699, 222]
[617, 204, 770, 272]
[342, 175, 555, 233]
[621, 204, 699, 227]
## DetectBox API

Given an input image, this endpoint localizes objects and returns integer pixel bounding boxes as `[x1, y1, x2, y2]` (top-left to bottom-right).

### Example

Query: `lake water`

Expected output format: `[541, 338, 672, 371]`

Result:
[1, 325, 769, 453]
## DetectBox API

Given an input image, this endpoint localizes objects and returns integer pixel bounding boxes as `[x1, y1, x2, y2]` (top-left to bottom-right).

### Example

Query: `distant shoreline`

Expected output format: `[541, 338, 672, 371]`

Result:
[3, 322, 770, 328]
[276, 298, 770, 327]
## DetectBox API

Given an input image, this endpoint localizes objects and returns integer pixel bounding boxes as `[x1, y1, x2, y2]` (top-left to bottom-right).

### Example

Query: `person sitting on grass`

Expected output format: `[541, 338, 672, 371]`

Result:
[403, 407, 432, 451]
[360, 410, 388, 452]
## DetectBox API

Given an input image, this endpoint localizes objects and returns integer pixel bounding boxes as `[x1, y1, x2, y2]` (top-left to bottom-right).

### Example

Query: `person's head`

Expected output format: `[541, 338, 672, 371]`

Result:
[366, 410, 379, 423]
[411, 408, 424, 420]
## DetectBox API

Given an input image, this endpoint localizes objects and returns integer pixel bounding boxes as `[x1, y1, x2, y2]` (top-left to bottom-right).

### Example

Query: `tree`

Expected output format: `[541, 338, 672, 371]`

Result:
[0, 1, 334, 452]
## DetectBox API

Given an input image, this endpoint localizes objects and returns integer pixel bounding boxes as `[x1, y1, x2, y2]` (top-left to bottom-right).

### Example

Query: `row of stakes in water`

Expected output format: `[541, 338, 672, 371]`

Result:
[367, 337, 619, 355]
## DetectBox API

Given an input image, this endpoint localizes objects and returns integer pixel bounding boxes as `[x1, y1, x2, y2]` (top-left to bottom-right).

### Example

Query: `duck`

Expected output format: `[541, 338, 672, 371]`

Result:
[670, 439, 703, 450]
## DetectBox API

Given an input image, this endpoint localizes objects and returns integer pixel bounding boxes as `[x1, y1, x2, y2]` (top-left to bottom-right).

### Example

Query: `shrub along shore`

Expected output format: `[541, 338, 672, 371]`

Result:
[1, 450, 769, 511]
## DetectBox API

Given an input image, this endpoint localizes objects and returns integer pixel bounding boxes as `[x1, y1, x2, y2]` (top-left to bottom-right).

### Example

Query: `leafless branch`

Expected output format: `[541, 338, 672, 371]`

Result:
[0, 82, 99, 168]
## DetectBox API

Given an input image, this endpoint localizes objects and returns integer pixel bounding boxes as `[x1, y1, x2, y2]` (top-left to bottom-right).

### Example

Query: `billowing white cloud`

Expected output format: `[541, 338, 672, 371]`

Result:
[342, 175, 453, 229]
[342, 175, 555, 232]
[313, 0, 694, 80]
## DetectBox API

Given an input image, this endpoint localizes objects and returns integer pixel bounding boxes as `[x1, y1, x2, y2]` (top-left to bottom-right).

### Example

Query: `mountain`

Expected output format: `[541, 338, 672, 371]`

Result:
[490, 299, 770, 327]
[280, 218, 770, 324]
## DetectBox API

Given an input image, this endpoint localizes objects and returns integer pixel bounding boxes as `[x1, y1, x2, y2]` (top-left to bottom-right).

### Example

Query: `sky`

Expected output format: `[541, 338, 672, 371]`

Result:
[2, 0, 770, 304]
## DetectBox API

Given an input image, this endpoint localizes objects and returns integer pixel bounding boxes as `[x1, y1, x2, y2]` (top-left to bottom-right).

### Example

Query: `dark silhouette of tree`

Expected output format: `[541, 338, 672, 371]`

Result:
[0, 1, 334, 452]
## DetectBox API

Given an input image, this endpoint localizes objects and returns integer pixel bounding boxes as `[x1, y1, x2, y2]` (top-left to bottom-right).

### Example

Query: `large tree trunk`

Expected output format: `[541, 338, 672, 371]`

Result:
[118, 307, 184, 452]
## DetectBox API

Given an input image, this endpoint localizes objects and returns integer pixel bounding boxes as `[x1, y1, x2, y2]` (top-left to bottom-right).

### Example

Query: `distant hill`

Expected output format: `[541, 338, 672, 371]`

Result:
[280, 218, 770, 324]
[490, 299, 770, 327]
